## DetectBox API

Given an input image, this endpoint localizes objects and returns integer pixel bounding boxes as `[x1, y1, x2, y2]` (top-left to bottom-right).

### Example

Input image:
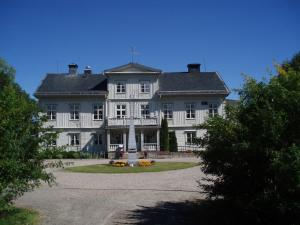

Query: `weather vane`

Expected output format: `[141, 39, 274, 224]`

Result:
[130, 47, 139, 63]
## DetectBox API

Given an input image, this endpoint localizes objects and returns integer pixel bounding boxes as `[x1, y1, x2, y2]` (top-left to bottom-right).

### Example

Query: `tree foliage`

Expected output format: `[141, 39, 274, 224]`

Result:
[197, 53, 300, 224]
[0, 58, 58, 210]
[169, 131, 178, 152]
[160, 118, 169, 151]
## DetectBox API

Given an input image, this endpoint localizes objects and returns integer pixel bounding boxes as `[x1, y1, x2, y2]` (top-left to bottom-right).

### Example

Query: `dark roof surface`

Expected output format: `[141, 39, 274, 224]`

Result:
[104, 62, 161, 73]
[158, 72, 229, 94]
[35, 74, 107, 96]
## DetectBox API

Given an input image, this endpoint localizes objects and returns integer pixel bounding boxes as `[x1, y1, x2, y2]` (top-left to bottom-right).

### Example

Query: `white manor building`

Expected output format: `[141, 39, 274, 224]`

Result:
[35, 62, 229, 153]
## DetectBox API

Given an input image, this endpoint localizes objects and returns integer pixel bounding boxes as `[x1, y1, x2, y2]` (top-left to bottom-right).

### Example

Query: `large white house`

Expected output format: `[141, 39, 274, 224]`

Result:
[35, 62, 229, 153]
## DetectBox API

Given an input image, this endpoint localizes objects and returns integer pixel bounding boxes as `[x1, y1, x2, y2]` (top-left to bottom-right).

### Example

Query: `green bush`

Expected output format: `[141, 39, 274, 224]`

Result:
[197, 52, 300, 224]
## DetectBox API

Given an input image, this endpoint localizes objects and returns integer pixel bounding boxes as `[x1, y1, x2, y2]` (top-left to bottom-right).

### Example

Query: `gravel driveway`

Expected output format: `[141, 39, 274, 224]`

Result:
[16, 158, 206, 225]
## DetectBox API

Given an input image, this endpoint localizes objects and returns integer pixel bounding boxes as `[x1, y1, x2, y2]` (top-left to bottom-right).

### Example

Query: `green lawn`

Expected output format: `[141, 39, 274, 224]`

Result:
[0, 207, 39, 225]
[65, 162, 199, 173]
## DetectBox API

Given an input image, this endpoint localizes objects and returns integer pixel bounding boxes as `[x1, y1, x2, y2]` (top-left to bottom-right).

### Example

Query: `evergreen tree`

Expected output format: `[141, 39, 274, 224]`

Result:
[160, 118, 169, 151]
[169, 131, 178, 152]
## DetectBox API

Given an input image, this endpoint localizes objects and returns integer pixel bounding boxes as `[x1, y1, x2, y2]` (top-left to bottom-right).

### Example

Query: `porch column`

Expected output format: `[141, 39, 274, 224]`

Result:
[107, 130, 110, 152]
[156, 129, 160, 151]
[123, 131, 127, 151]
[141, 130, 144, 151]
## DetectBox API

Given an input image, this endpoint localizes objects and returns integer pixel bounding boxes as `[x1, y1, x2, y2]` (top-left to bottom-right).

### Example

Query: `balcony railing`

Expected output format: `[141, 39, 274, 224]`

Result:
[107, 117, 159, 127]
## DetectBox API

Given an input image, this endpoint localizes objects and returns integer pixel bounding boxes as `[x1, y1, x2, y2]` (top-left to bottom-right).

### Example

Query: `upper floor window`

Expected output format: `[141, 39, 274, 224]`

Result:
[209, 103, 218, 117]
[186, 131, 196, 145]
[70, 104, 80, 120]
[70, 133, 80, 146]
[93, 133, 102, 145]
[141, 104, 150, 118]
[116, 105, 126, 118]
[186, 103, 195, 119]
[93, 104, 103, 120]
[163, 103, 173, 119]
[116, 82, 126, 93]
[140, 81, 150, 93]
[46, 104, 56, 120]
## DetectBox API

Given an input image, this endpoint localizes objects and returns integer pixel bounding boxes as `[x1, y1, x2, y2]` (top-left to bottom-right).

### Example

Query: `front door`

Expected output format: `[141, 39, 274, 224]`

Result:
[135, 134, 141, 151]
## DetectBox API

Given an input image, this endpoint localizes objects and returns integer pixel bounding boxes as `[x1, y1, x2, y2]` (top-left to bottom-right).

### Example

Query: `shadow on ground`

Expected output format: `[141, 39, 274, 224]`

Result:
[113, 200, 246, 225]
[113, 199, 296, 225]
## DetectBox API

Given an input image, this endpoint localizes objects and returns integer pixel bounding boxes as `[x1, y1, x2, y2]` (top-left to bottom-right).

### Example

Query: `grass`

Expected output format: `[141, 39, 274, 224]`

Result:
[0, 207, 40, 225]
[65, 162, 199, 173]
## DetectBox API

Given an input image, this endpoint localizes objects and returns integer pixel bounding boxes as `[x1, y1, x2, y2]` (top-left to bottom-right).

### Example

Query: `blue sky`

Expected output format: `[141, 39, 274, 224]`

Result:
[0, 0, 299, 99]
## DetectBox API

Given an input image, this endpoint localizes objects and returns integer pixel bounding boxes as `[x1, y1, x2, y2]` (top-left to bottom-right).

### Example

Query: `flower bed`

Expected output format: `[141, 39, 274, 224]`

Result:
[109, 160, 155, 167]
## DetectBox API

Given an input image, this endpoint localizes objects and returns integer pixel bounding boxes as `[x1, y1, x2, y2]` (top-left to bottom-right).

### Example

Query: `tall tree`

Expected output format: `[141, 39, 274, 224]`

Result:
[169, 131, 178, 152]
[0, 58, 57, 210]
[197, 52, 300, 224]
[160, 118, 169, 151]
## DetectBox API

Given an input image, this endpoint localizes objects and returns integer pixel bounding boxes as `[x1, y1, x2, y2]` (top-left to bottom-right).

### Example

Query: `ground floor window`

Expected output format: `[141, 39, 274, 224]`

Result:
[111, 131, 123, 144]
[69, 133, 80, 146]
[93, 133, 102, 145]
[144, 130, 156, 143]
[186, 131, 196, 145]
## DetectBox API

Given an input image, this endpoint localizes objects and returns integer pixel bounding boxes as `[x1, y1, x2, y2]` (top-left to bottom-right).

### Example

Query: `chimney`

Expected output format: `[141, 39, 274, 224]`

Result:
[68, 63, 78, 75]
[187, 63, 201, 73]
[84, 66, 92, 76]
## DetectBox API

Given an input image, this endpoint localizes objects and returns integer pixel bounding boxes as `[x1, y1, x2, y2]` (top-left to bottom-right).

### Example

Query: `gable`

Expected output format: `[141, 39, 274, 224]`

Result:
[104, 63, 161, 74]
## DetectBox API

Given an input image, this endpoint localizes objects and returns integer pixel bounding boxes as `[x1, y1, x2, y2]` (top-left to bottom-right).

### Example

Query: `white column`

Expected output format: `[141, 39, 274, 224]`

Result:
[156, 129, 160, 151]
[123, 131, 127, 151]
[107, 130, 110, 152]
[141, 130, 144, 151]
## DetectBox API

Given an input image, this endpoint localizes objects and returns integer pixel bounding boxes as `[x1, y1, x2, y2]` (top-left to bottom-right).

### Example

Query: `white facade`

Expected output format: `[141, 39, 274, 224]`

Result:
[37, 63, 229, 152]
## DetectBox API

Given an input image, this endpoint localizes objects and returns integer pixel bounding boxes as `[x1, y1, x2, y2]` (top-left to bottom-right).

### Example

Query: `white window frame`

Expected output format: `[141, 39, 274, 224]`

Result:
[140, 81, 150, 93]
[93, 104, 103, 120]
[186, 131, 196, 145]
[69, 104, 80, 120]
[116, 81, 126, 93]
[69, 133, 80, 146]
[185, 103, 195, 119]
[46, 104, 56, 120]
[116, 104, 126, 118]
[93, 133, 102, 145]
[163, 103, 173, 119]
[208, 103, 219, 117]
[141, 104, 150, 118]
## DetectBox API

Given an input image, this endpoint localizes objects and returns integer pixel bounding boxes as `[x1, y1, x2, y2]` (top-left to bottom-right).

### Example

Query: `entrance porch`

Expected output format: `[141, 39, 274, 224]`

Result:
[107, 128, 160, 152]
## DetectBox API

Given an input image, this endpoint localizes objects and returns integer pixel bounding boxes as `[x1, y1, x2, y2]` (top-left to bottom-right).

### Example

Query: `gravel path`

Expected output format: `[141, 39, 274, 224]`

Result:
[16, 158, 206, 225]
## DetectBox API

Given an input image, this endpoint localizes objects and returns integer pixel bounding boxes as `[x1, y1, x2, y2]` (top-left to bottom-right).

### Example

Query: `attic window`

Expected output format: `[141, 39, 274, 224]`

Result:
[116, 82, 126, 93]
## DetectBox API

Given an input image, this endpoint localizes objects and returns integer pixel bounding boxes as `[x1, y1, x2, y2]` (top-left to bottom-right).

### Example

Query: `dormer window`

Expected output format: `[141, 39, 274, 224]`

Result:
[116, 82, 126, 93]
[140, 81, 150, 93]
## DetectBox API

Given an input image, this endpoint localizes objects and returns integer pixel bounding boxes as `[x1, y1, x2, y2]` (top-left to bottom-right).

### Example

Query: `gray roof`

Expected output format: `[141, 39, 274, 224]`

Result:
[158, 72, 229, 95]
[35, 74, 107, 97]
[35, 63, 229, 97]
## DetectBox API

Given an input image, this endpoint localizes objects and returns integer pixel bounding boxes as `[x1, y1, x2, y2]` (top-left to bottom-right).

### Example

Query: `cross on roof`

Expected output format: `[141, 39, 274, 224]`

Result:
[130, 47, 139, 63]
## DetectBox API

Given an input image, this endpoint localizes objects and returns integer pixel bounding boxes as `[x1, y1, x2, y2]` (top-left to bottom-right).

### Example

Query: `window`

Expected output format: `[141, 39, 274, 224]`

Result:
[141, 104, 150, 118]
[209, 103, 218, 117]
[93, 133, 102, 145]
[186, 132, 196, 145]
[46, 104, 56, 120]
[140, 82, 150, 93]
[201, 101, 208, 106]
[70, 133, 80, 146]
[70, 104, 79, 120]
[50, 137, 57, 146]
[116, 82, 126, 93]
[93, 104, 103, 120]
[163, 103, 173, 119]
[186, 103, 195, 119]
[116, 105, 126, 118]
